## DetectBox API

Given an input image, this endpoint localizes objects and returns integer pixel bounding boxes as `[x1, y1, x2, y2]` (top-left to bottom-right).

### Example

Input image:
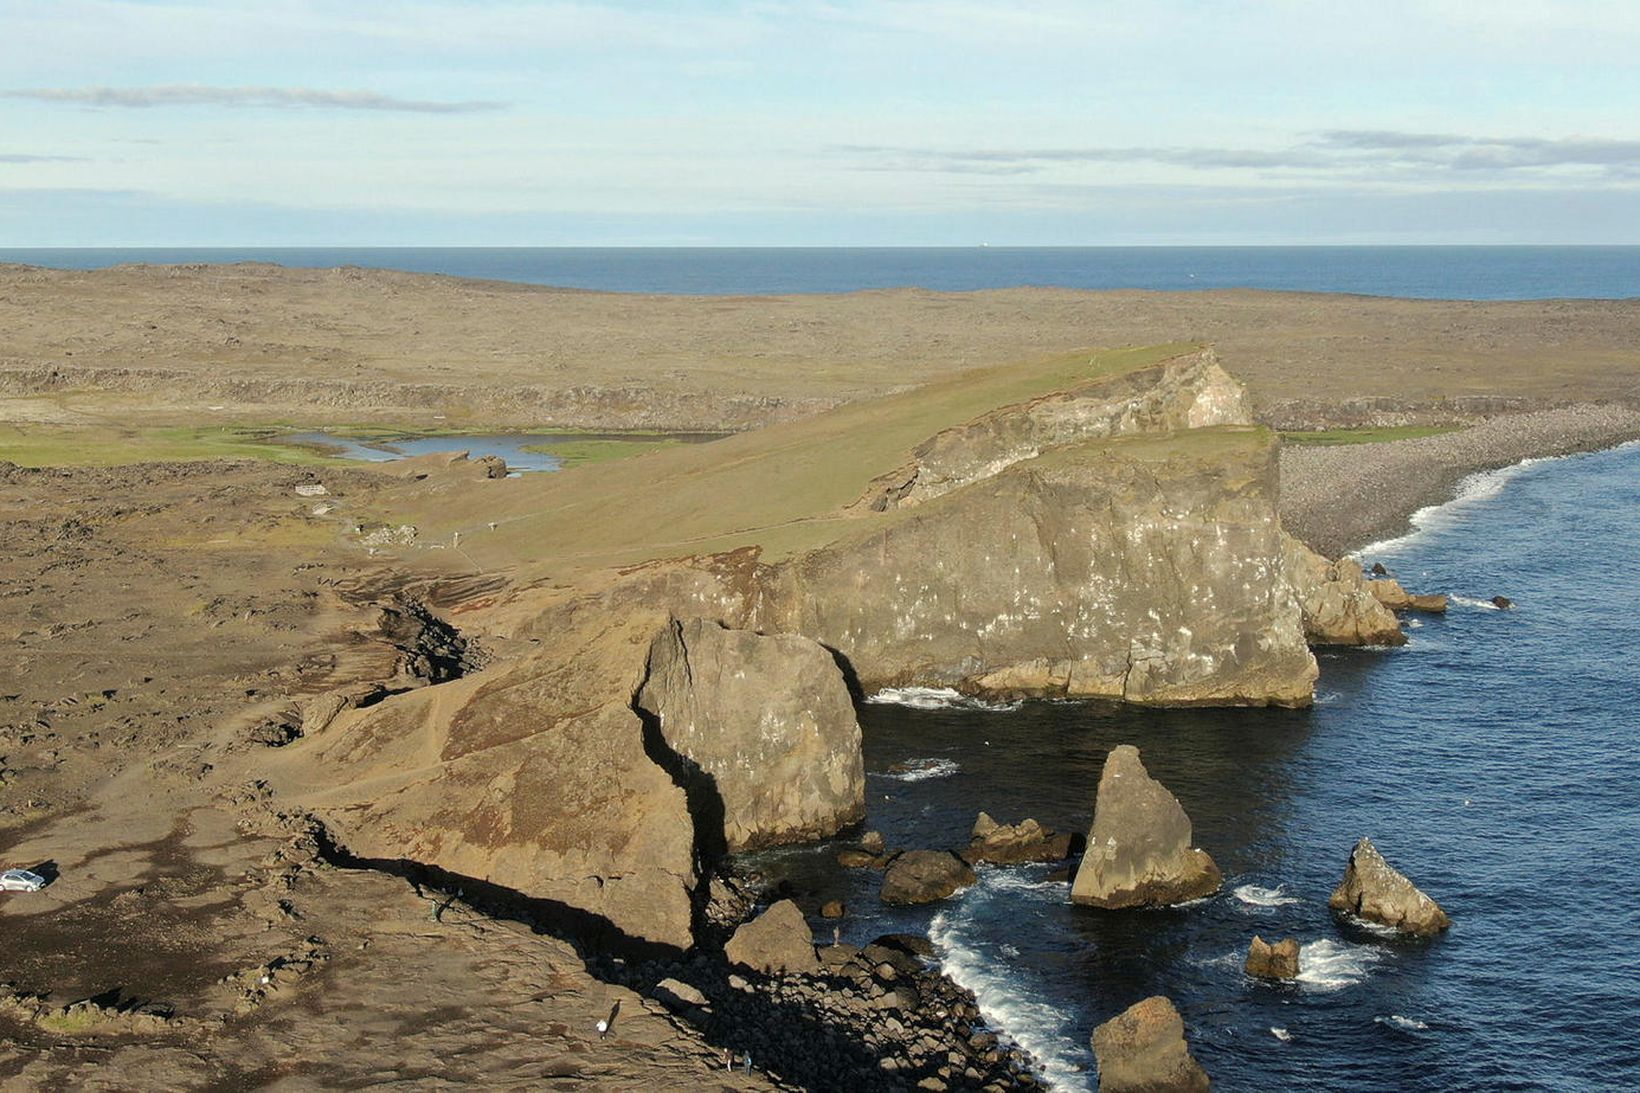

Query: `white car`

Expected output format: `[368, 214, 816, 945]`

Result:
[0, 869, 45, 892]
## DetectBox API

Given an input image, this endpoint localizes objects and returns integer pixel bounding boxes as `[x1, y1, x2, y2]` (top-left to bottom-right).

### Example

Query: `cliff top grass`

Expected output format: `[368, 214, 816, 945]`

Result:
[375, 343, 1208, 575]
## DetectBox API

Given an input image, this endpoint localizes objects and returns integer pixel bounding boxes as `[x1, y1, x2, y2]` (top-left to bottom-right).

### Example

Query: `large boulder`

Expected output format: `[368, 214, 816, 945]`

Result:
[880, 850, 977, 906]
[1244, 936, 1300, 980]
[966, 811, 1075, 865]
[1071, 746, 1221, 909]
[724, 899, 820, 975]
[635, 617, 865, 852]
[1091, 995, 1211, 1092]
[1329, 837, 1450, 937]
[1283, 535, 1406, 646]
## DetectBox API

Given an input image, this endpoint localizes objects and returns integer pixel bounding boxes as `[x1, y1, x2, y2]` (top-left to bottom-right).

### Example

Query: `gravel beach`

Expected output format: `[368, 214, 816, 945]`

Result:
[1279, 404, 1640, 557]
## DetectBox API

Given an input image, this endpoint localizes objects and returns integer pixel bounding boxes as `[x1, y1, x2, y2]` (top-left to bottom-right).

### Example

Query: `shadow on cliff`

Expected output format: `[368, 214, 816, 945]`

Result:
[630, 697, 730, 938]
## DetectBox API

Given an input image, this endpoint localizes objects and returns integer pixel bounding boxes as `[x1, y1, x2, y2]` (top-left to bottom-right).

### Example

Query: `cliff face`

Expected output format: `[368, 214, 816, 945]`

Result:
[763, 427, 1318, 705]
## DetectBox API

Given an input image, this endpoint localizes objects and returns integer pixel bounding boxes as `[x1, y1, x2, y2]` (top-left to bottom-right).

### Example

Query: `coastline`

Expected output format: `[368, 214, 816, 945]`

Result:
[1278, 404, 1640, 558]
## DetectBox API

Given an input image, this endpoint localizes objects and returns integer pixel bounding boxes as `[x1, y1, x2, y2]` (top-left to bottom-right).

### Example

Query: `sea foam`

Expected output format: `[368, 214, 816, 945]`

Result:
[1296, 939, 1382, 992]
[877, 757, 961, 782]
[866, 686, 1022, 712]
[1234, 883, 1300, 908]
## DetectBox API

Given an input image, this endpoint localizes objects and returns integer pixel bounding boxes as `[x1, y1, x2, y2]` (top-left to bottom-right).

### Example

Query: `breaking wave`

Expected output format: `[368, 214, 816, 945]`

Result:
[1449, 594, 1504, 611]
[1234, 883, 1300, 908]
[1376, 1014, 1430, 1033]
[878, 757, 961, 782]
[1296, 939, 1382, 992]
[866, 686, 1023, 712]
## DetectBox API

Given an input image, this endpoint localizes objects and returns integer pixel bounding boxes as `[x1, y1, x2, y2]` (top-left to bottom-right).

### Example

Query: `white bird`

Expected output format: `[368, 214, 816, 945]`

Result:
[596, 1018, 609, 1038]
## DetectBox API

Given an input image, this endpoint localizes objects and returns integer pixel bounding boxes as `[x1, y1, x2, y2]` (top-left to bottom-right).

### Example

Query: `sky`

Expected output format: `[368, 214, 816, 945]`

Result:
[3, 0, 1640, 246]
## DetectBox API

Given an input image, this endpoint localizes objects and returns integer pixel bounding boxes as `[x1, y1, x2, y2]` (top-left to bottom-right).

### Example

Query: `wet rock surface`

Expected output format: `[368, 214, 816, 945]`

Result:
[1329, 837, 1451, 937]
[1091, 995, 1211, 1092]
[880, 851, 979, 906]
[1243, 936, 1300, 980]
[1071, 746, 1222, 909]
[965, 812, 1078, 865]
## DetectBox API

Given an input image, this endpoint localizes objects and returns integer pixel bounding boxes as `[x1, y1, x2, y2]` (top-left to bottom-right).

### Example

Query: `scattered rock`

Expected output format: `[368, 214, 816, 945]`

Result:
[820, 899, 846, 919]
[474, 454, 508, 479]
[636, 617, 865, 851]
[650, 977, 709, 1014]
[837, 848, 880, 868]
[1329, 837, 1450, 937]
[881, 850, 977, 906]
[724, 899, 820, 975]
[860, 830, 886, 854]
[1285, 537, 1406, 645]
[1071, 745, 1221, 909]
[1369, 562, 1388, 576]
[1091, 995, 1210, 1092]
[964, 812, 1076, 865]
[1491, 595, 1514, 609]
[1244, 936, 1300, 980]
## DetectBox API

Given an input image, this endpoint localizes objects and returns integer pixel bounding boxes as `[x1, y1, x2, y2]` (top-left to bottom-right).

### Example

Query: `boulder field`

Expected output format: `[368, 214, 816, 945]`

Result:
[265, 347, 1407, 949]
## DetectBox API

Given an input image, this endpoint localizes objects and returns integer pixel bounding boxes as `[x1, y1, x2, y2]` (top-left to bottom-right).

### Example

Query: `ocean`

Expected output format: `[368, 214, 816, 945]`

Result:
[3, 245, 1639, 300]
[755, 443, 1640, 1091]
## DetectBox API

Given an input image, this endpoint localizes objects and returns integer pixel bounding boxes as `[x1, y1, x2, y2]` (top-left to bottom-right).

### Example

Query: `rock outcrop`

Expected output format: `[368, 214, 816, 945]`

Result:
[1329, 837, 1451, 937]
[1244, 936, 1300, 979]
[1092, 995, 1211, 1092]
[1071, 746, 1222, 909]
[763, 426, 1320, 706]
[1284, 536, 1406, 646]
[635, 617, 864, 851]
[880, 851, 978, 906]
[966, 811, 1076, 864]
[1368, 578, 1449, 614]
[724, 899, 820, 975]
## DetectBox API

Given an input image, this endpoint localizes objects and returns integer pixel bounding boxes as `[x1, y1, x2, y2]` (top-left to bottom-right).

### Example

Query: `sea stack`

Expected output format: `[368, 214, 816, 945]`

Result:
[1071, 745, 1222, 909]
[1091, 995, 1211, 1092]
[1329, 837, 1451, 937]
[1244, 936, 1300, 980]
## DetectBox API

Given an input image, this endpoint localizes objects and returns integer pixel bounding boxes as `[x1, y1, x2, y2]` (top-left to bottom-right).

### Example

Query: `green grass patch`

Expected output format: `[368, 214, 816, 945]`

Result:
[519, 436, 686, 467]
[1279, 424, 1461, 447]
[0, 424, 343, 468]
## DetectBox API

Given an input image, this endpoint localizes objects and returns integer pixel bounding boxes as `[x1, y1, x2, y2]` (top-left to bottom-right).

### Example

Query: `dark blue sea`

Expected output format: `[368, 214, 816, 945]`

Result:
[755, 443, 1640, 1091]
[3, 246, 1639, 299]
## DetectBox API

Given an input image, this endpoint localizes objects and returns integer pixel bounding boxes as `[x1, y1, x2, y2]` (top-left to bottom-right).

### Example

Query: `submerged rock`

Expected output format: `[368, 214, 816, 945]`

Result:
[1328, 837, 1450, 937]
[1091, 995, 1211, 1092]
[964, 811, 1076, 865]
[1244, 936, 1300, 980]
[724, 899, 820, 975]
[635, 617, 865, 851]
[880, 850, 977, 906]
[1071, 745, 1221, 909]
[1491, 595, 1514, 609]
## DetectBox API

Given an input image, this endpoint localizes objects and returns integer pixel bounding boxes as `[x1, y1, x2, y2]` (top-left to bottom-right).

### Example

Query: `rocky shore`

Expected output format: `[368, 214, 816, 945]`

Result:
[1280, 403, 1640, 556]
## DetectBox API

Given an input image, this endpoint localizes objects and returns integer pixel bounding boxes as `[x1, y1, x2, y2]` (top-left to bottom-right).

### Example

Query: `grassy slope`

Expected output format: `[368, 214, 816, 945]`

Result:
[379, 343, 1200, 575]
[0, 423, 340, 467]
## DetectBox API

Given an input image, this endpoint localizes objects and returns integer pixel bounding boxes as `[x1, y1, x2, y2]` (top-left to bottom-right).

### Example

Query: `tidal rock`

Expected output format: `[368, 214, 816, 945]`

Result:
[1243, 936, 1300, 980]
[860, 830, 887, 854]
[1491, 595, 1514, 609]
[725, 899, 820, 975]
[837, 848, 880, 868]
[1329, 837, 1450, 937]
[820, 899, 846, 919]
[635, 617, 865, 851]
[1368, 578, 1448, 613]
[1284, 536, 1406, 646]
[1071, 745, 1221, 909]
[965, 812, 1075, 865]
[1091, 995, 1210, 1092]
[881, 850, 977, 906]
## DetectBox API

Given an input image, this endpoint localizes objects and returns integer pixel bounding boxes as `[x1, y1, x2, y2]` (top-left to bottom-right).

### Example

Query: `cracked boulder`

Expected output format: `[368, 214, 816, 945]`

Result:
[635, 617, 865, 852]
[1071, 745, 1221, 909]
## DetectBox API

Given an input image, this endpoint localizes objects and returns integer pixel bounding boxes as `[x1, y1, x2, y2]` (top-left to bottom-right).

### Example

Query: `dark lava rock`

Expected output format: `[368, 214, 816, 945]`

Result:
[880, 850, 977, 906]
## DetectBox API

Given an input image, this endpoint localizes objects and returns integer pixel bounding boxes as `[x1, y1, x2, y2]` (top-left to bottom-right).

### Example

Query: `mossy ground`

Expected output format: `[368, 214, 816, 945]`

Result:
[0, 423, 340, 468]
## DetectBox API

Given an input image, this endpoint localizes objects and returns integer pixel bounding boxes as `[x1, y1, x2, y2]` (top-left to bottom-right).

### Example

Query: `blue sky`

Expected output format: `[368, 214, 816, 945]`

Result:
[3, 1, 1639, 245]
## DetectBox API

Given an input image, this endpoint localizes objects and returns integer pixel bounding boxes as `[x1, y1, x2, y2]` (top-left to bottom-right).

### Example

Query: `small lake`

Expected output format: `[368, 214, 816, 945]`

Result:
[286, 431, 723, 473]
